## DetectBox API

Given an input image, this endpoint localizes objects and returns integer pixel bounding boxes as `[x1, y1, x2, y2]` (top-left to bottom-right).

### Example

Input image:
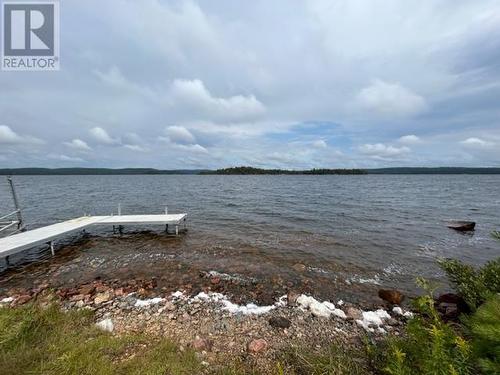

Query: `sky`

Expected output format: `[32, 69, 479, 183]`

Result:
[1, 0, 500, 169]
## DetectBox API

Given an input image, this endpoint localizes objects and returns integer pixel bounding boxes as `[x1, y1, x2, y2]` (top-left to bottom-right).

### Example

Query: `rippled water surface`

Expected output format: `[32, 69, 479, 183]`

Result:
[0, 175, 499, 303]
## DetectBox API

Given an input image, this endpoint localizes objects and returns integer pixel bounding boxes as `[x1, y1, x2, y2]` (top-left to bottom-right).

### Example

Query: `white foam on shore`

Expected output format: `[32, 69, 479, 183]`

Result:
[392, 306, 414, 318]
[134, 297, 164, 307]
[0, 297, 14, 303]
[192, 291, 277, 315]
[296, 294, 347, 319]
[356, 309, 391, 332]
[171, 291, 185, 299]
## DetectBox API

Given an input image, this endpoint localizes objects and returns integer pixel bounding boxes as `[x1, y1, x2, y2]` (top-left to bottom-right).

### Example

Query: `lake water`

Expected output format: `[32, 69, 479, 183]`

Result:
[0, 175, 499, 305]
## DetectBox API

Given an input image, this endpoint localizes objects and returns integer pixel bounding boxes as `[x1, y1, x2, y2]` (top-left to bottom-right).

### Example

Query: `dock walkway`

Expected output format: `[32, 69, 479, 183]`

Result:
[0, 214, 187, 259]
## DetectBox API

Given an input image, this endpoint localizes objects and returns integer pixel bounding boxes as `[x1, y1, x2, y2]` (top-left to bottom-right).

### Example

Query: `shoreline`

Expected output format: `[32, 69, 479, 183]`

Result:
[0, 276, 413, 372]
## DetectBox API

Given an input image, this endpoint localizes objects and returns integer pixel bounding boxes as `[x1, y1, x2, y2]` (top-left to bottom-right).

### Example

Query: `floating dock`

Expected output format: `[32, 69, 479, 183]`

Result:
[0, 213, 187, 260]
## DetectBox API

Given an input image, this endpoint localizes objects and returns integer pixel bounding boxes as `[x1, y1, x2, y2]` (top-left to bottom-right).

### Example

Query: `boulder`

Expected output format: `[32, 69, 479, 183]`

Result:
[436, 293, 469, 314]
[269, 316, 291, 329]
[436, 302, 459, 321]
[247, 339, 268, 354]
[378, 289, 404, 305]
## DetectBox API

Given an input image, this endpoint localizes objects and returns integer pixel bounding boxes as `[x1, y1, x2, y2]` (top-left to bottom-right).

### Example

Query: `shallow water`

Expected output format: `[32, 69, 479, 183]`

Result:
[0, 175, 498, 303]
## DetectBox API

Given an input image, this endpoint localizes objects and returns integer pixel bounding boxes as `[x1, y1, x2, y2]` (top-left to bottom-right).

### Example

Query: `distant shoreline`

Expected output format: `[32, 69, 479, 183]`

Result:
[0, 166, 500, 175]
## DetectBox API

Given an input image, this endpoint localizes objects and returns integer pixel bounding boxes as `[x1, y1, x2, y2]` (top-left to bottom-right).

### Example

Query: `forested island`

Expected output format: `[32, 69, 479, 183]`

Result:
[201, 167, 367, 175]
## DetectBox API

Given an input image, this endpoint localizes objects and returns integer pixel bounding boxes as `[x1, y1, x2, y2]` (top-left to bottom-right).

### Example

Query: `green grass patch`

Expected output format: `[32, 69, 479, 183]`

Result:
[277, 343, 372, 375]
[0, 304, 202, 375]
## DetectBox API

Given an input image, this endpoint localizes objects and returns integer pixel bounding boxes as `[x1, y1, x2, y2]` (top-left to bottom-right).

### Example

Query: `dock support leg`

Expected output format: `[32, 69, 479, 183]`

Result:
[165, 224, 169, 233]
[118, 225, 124, 235]
[50, 241, 55, 256]
[5, 256, 10, 267]
[175, 225, 179, 236]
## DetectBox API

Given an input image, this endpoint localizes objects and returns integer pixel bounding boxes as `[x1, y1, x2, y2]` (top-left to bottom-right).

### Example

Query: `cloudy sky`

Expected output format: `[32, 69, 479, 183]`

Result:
[1, 0, 500, 169]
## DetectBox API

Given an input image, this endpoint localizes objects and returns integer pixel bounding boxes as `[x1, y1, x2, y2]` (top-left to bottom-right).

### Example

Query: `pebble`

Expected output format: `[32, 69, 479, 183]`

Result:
[247, 338, 268, 354]
[96, 318, 114, 332]
[269, 316, 291, 329]
[94, 291, 112, 305]
[192, 337, 213, 352]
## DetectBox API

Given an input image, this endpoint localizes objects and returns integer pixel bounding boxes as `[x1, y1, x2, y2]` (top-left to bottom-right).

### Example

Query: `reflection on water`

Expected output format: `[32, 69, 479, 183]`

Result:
[0, 175, 498, 302]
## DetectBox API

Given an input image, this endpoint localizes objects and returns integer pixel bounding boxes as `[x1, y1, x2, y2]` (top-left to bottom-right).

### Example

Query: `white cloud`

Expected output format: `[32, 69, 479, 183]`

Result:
[312, 139, 327, 149]
[357, 79, 427, 117]
[175, 143, 208, 154]
[63, 138, 92, 151]
[460, 137, 493, 147]
[398, 135, 421, 144]
[169, 79, 266, 122]
[164, 125, 196, 144]
[94, 66, 155, 99]
[89, 127, 119, 145]
[359, 143, 411, 159]
[48, 154, 85, 162]
[0, 125, 44, 145]
[123, 144, 147, 152]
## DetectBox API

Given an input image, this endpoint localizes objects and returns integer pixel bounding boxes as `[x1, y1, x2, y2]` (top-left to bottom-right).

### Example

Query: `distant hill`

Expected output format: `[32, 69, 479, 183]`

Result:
[0, 168, 206, 175]
[0, 166, 499, 175]
[367, 167, 500, 174]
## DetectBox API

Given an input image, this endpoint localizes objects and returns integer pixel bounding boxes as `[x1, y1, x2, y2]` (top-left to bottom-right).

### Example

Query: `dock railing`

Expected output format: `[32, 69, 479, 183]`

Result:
[0, 177, 25, 236]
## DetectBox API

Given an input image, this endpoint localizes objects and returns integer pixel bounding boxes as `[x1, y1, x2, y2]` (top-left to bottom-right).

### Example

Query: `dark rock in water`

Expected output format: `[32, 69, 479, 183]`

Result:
[446, 221, 475, 231]
[378, 289, 404, 305]
[269, 316, 291, 329]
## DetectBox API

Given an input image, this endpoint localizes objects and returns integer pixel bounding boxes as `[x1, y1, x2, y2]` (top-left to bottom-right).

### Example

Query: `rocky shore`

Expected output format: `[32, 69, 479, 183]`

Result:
[0, 274, 414, 372]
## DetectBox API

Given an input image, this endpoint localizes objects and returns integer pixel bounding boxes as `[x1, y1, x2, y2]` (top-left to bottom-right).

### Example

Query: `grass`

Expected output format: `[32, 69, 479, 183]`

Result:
[0, 304, 202, 375]
[277, 344, 372, 375]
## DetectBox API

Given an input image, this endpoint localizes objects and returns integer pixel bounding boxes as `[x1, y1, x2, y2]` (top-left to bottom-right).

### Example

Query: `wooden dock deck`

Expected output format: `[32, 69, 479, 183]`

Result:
[0, 214, 187, 259]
